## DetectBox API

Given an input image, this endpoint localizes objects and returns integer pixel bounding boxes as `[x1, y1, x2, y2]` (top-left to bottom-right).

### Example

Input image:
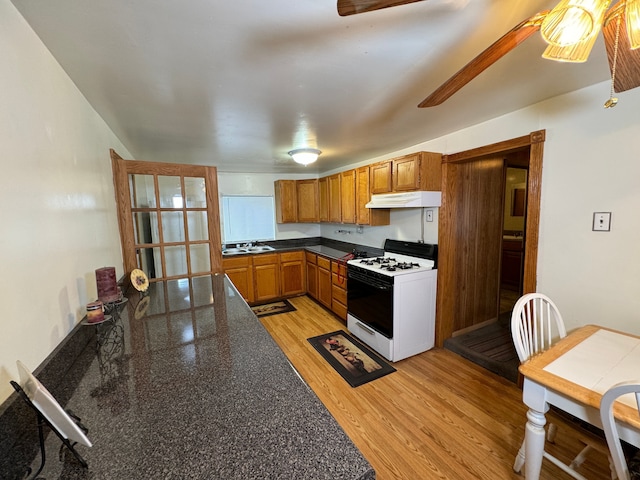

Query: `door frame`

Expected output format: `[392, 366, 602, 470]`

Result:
[110, 149, 223, 283]
[435, 130, 545, 346]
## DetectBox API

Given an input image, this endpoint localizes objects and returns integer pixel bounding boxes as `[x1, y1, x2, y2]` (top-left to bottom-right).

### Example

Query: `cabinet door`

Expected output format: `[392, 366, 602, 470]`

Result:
[393, 154, 420, 191]
[317, 256, 332, 308]
[223, 257, 254, 303]
[306, 261, 318, 299]
[318, 177, 329, 222]
[370, 160, 392, 194]
[274, 180, 297, 223]
[280, 251, 305, 296]
[340, 169, 356, 224]
[253, 254, 280, 302]
[356, 166, 389, 226]
[296, 179, 319, 223]
[328, 174, 341, 223]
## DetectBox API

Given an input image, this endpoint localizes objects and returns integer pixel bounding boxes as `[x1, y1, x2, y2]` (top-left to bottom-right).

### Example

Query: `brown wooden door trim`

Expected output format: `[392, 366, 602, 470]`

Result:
[435, 130, 544, 346]
[110, 149, 223, 284]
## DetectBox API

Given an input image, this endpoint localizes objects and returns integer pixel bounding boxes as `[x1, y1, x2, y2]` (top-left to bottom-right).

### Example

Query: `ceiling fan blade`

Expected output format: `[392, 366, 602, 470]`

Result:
[602, 8, 640, 93]
[338, 0, 425, 17]
[418, 12, 547, 108]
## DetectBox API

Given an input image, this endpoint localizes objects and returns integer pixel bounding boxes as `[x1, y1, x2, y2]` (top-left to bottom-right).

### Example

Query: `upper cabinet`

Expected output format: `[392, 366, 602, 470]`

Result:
[296, 179, 319, 223]
[318, 176, 329, 222]
[370, 152, 442, 195]
[356, 166, 389, 226]
[370, 160, 393, 194]
[274, 151, 441, 225]
[274, 180, 297, 223]
[340, 169, 356, 224]
[328, 174, 342, 223]
[393, 152, 442, 192]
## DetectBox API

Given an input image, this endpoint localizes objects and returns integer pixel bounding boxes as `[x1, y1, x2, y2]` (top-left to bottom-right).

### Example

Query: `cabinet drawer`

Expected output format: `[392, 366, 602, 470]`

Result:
[317, 255, 331, 270]
[222, 256, 251, 269]
[332, 299, 347, 321]
[305, 251, 317, 264]
[332, 284, 347, 305]
[332, 271, 347, 288]
[252, 253, 279, 266]
[280, 250, 304, 262]
[331, 261, 347, 276]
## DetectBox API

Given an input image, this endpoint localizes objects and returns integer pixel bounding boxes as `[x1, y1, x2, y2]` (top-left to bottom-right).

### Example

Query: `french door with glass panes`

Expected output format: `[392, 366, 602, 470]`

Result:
[111, 150, 223, 283]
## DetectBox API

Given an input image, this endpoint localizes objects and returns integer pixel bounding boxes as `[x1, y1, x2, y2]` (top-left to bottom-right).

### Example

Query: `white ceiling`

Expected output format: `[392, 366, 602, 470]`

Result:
[12, 0, 614, 173]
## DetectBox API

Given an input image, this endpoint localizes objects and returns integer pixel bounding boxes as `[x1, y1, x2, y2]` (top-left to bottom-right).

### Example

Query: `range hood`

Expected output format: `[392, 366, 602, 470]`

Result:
[365, 191, 441, 209]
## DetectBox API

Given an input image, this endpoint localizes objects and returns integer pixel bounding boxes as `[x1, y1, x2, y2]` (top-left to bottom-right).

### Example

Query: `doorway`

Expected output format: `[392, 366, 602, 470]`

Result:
[436, 131, 544, 381]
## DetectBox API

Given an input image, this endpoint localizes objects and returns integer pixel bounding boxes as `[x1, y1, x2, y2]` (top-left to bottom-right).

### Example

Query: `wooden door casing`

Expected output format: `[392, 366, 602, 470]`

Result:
[111, 150, 223, 283]
[435, 130, 544, 346]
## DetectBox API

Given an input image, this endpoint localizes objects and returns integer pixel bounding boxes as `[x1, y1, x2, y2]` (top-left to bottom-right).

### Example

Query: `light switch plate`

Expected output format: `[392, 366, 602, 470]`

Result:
[426, 209, 434, 222]
[592, 212, 611, 231]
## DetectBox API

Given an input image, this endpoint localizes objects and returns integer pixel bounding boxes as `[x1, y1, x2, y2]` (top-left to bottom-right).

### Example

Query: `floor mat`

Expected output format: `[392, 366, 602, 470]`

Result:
[250, 299, 296, 318]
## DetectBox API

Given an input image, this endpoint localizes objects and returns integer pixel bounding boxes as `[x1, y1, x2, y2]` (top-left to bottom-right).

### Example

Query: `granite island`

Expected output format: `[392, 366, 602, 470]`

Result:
[3, 274, 374, 479]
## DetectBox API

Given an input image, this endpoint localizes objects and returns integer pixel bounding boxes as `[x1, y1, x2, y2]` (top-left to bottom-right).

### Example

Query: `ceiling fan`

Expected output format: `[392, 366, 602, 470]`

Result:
[337, 0, 640, 108]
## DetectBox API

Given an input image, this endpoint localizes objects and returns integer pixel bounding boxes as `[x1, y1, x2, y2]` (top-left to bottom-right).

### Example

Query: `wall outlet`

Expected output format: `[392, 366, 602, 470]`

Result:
[592, 212, 611, 231]
[426, 209, 434, 222]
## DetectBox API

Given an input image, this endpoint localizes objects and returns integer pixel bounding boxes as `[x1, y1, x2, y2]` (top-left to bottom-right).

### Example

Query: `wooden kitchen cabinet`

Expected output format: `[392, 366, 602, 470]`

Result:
[280, 250, 306, 296]
[222, 256, 254, 303]
[356, 165, 390, 226]
[296, 179, 319, 223]
[340, 169, 356, 224]
[317, 255, 332, 309]
[393, 152, 442, 192]
[305, 252, 318, 299]
[328, 174, 342, 223]
[331, 261, 348, 322]
[274, 180, 297, 223]
[253, 253, 280, 303]
[370, 160, 393, 194]
[318, 176, 329, 222]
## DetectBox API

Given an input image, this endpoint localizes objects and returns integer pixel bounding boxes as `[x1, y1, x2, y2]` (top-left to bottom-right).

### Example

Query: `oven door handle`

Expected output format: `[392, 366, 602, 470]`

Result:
[355, 321, 376, 336]
[348, 270, 393, 290]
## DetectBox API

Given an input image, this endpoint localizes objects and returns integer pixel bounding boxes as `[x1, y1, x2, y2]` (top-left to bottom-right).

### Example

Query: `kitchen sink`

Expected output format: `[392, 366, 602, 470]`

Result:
[222, 245, 276, 255]
[222, 247, 249, 255]
[247, 245, 275, 252]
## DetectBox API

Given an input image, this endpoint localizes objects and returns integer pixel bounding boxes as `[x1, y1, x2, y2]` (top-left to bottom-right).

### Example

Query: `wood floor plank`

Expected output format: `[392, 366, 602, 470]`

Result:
[259, 295, 611, 480]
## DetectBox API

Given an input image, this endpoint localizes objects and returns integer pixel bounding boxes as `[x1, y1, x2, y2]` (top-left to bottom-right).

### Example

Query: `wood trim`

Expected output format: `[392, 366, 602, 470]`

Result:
[443, 131, 545, 164]
[435, 130, 545, 347]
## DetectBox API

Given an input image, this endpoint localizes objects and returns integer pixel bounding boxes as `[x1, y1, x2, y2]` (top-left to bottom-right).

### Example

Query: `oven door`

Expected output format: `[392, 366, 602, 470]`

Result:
[347, 267, 393, 338]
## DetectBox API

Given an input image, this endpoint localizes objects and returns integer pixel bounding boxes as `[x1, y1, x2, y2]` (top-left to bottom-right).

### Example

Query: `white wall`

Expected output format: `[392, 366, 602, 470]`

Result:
[0, 1, 130, 403]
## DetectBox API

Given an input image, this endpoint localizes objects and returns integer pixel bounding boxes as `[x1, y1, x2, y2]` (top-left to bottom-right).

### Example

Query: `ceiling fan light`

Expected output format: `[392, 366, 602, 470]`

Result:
[626, 0, 640, 49]
[288, 148, 321, 166]
[541, 0, 612, 46]
[541, 24, 601, 61]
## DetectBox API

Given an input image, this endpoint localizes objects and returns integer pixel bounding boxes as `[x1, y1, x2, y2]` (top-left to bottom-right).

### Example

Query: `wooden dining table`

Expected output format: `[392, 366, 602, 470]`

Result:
[517, 324, 640, 479]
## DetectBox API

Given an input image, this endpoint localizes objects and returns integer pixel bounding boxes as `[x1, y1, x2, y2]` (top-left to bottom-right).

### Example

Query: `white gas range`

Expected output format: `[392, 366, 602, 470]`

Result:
[346, 239, 438, 362]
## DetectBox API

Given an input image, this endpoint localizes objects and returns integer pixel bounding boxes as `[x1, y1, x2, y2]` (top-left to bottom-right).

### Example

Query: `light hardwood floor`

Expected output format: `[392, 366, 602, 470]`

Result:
[260, 295, 612, 480]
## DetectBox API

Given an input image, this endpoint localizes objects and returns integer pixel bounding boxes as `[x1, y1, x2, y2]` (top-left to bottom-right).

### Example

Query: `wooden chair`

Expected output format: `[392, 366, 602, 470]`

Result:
[600, 381, 640, 480]
[511, 293, 612, 478]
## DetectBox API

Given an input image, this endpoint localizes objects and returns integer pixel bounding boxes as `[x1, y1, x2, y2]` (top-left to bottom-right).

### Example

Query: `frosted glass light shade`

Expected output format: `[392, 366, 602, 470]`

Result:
[626, 0, 640, 49]
[288, 148, 321, 166]
[541, 0, 612, 46]
[542, 22, 601, 61]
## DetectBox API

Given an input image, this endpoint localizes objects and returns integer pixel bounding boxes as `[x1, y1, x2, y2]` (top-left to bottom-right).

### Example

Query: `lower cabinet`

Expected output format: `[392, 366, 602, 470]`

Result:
[331, 261, 348, 321]
[253, 253, 280, 303]
[306, 252, 318, 299]
[222, 256, 255, 303]
[280, 251, 305, 296]
[317, 256, 332, 309]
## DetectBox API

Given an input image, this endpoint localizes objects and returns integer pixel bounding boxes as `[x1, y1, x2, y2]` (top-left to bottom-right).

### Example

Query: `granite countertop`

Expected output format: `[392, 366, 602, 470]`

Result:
[223, 239, 379, 262]
[16, 275, 374, 479]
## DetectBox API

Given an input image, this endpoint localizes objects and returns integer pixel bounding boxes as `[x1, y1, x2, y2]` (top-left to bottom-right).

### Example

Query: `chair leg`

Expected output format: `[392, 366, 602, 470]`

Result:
[607, 455, 618, 480]
[513, 438, 526, 473]
[569, 444, 592, 469]
[547, 422, 558, 443]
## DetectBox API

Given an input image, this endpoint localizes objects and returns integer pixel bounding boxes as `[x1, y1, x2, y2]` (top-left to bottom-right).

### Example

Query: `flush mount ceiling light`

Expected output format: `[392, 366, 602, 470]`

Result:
[288, 148, 321, 166]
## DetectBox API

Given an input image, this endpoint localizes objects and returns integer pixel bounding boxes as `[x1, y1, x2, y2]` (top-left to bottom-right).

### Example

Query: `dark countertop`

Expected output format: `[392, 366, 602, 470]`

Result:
[13, 275, 374, 479]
